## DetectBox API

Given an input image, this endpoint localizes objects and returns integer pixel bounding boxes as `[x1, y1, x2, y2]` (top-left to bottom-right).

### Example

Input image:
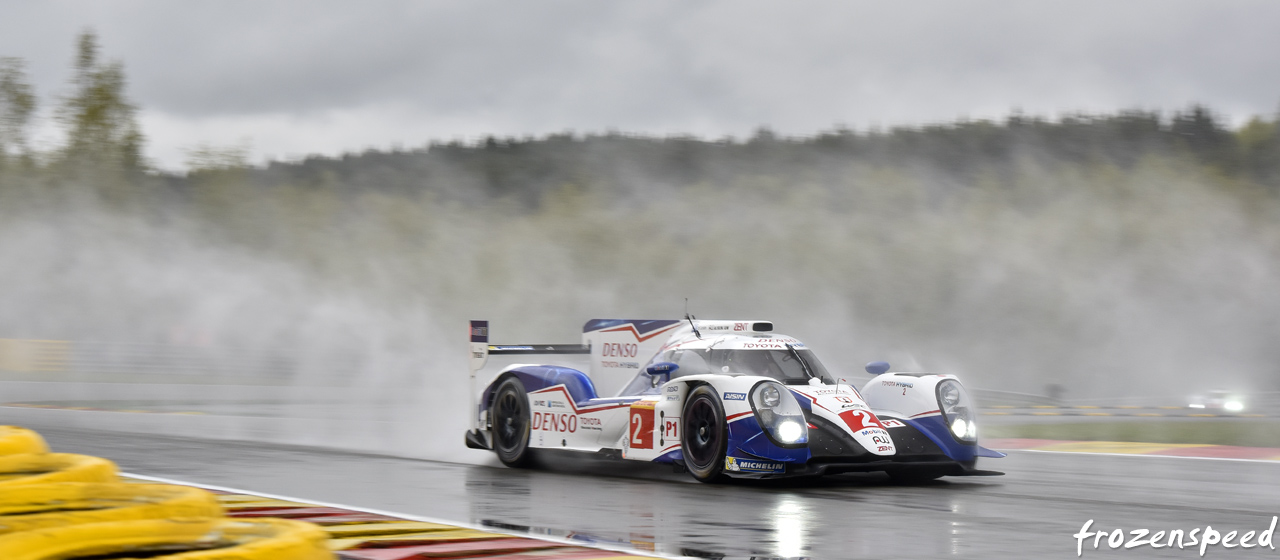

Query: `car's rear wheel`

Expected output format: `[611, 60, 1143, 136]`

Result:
[681, 385, 728, 483]
[492, 378, 533, 468]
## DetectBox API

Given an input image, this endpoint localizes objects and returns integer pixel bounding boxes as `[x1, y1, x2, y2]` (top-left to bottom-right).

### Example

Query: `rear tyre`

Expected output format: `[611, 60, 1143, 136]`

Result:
[681, 385, 728, 483]
[491, 378, 533, 468]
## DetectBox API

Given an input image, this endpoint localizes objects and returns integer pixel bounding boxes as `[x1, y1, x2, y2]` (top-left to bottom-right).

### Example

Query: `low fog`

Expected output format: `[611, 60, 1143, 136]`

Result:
[3, 117, 1279, 462]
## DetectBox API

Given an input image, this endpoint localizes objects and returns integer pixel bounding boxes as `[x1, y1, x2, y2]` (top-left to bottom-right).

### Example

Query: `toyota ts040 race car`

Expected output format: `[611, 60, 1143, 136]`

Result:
[464, 318, 1004, 482]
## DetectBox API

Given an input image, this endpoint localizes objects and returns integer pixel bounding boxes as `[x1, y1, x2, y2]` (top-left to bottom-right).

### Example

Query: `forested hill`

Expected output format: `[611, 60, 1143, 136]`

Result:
[236, 106, 1279, 207]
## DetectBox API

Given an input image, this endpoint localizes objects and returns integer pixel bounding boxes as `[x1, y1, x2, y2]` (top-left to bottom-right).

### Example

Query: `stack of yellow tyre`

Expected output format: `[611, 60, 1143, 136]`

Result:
[0, 425, 334, 559]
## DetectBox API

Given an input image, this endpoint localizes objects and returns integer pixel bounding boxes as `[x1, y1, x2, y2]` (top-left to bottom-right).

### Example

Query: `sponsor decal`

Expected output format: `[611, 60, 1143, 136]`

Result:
[705, 325, 730, 331]
[665, 385, 680, 393]
[740, 341, 805, 349]
[813, 389, 853, 396]
[602, 343, 639, 358]
[724, 456, 786, 474]
[860, 428, 889, 437]
[872, 435, 891, 445]
[666, 395, 679, 401]
[734, 322, 748, 331]
[601, 361, 640, 369]
[492, 345, 533, 351]
[881, 380, 914, 389]
[549, 401, 566, 409]
[840, 403, 866, 410]
[877, 445, 892, 452]
[532, 400, 547, 407]
[880, 419, 906, 428]
[724, 392, 747, 401]
[532, 412, 578, 433]
[577, 416, 603, 431]
[834, 396, 854, 404]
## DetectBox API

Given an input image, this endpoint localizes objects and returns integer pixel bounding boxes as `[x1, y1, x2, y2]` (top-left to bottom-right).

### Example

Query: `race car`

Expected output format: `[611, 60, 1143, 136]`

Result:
[464, 318, 1004, 482]
[1188, 389, 1247, 413]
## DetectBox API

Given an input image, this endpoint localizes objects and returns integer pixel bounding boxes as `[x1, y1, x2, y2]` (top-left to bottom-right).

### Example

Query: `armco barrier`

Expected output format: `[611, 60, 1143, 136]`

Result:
[0, 482, 224, 535]
[0, 518, 333, 560]
[0, 426, 657, 560]
[0, 426, 48, 455]
[0, 453, 117, 487]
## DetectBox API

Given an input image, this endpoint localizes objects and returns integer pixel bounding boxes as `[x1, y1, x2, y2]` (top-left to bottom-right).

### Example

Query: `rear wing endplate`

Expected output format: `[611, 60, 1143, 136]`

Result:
[468, 320, 590, 431]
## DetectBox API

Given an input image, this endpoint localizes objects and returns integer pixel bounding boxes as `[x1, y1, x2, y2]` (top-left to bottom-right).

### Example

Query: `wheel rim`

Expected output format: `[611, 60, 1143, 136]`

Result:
[495, 390, 525, 452]
[685, 396, 720, 468]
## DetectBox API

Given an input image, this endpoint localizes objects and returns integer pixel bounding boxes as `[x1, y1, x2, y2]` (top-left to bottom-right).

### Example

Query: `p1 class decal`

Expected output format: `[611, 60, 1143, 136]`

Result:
[629, 403, 655, 450]
[838, 409, 885, 431]
[880, 418, 905, 428]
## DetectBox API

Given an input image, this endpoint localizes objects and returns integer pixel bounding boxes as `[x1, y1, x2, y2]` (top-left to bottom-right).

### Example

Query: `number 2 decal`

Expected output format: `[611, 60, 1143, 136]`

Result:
[631, 413, 643, 444]
[629, 407, 654, 449]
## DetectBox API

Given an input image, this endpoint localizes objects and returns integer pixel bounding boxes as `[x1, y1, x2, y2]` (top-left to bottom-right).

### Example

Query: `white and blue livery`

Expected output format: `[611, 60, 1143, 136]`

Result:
[465, 319, 1004, 482]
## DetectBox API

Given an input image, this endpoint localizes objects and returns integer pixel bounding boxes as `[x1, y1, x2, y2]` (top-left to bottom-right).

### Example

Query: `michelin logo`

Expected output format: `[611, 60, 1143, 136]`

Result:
[724, 456, 785, 474]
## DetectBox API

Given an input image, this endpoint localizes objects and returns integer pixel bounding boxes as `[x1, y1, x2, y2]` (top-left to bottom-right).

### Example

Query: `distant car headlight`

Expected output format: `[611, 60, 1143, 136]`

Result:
[749, 381, 808, 447]
[936, 379, 977, 443]
[1225, 401, 1244, 412]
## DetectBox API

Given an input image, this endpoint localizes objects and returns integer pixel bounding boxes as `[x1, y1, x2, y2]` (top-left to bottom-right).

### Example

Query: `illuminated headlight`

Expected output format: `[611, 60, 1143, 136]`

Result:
[777, 420, 803, 443]
[936, 379, 977, 442]
[749, 381, 808, 447]
[1225, 401, 1244, 412]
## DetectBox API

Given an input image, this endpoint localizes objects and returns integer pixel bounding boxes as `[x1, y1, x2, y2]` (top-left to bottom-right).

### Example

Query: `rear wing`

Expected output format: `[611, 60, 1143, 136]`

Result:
[468, 320, 590, 431]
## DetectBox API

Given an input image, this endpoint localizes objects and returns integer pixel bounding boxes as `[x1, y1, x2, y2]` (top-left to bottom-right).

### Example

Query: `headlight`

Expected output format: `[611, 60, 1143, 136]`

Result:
[936, 379, 977, 442]
[749, 381, 808, 447]
[1225, 401, 1244, 412]
[761, 384, 782, 408]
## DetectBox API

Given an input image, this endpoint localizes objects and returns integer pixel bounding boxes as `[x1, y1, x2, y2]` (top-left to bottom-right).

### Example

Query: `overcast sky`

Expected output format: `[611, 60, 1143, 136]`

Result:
[3, 1, 1279, 171]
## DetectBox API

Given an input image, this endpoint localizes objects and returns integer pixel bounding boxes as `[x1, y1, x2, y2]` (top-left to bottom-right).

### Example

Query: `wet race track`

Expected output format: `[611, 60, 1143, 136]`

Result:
[27, 424, 1280, 559]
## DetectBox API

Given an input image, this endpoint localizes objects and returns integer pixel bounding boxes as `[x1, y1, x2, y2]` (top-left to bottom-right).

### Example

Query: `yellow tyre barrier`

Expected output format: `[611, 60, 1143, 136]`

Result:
[0, 427, 48, 456]
[0, 518, 333, 560]
[0, 483, 224, 535]
[0, 454, 117, 487]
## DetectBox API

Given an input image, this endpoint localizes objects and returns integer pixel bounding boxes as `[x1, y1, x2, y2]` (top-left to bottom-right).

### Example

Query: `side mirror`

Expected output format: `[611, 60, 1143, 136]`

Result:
[865, 361, 890, 375]
[646, 362, 679, 376]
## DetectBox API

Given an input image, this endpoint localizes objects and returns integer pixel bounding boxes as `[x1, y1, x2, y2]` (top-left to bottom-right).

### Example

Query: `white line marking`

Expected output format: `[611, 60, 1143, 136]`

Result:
[1004, 449, 1280, 464]
[121, 472, 681, 559]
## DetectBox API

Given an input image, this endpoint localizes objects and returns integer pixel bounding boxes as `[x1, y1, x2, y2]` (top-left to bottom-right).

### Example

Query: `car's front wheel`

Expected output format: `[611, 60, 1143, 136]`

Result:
[491, 377, 533, 468]
[681, 385, 728, 482]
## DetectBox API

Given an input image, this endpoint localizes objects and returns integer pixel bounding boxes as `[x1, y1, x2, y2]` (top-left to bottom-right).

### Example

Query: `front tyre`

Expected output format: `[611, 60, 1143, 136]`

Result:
[491, 377, 533, 468]
[681, 385, 728, 483]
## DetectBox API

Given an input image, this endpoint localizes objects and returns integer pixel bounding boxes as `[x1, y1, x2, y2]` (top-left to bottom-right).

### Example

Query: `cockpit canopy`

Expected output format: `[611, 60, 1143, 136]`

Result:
[619, 346, 836, 396]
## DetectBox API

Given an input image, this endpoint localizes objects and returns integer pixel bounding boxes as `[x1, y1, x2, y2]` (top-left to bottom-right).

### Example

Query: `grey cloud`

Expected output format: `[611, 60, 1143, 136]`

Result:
[2, 0, 1279, 157]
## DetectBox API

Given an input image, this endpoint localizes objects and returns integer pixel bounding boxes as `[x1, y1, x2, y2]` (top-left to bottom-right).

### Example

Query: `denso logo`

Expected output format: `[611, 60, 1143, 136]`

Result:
[602, 343, 638, 358]
[531, 412, 577, 433]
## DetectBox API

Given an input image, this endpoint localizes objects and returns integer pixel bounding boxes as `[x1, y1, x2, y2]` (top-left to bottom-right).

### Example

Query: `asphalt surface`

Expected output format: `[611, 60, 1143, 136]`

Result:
[18, 424, 1280, 559]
